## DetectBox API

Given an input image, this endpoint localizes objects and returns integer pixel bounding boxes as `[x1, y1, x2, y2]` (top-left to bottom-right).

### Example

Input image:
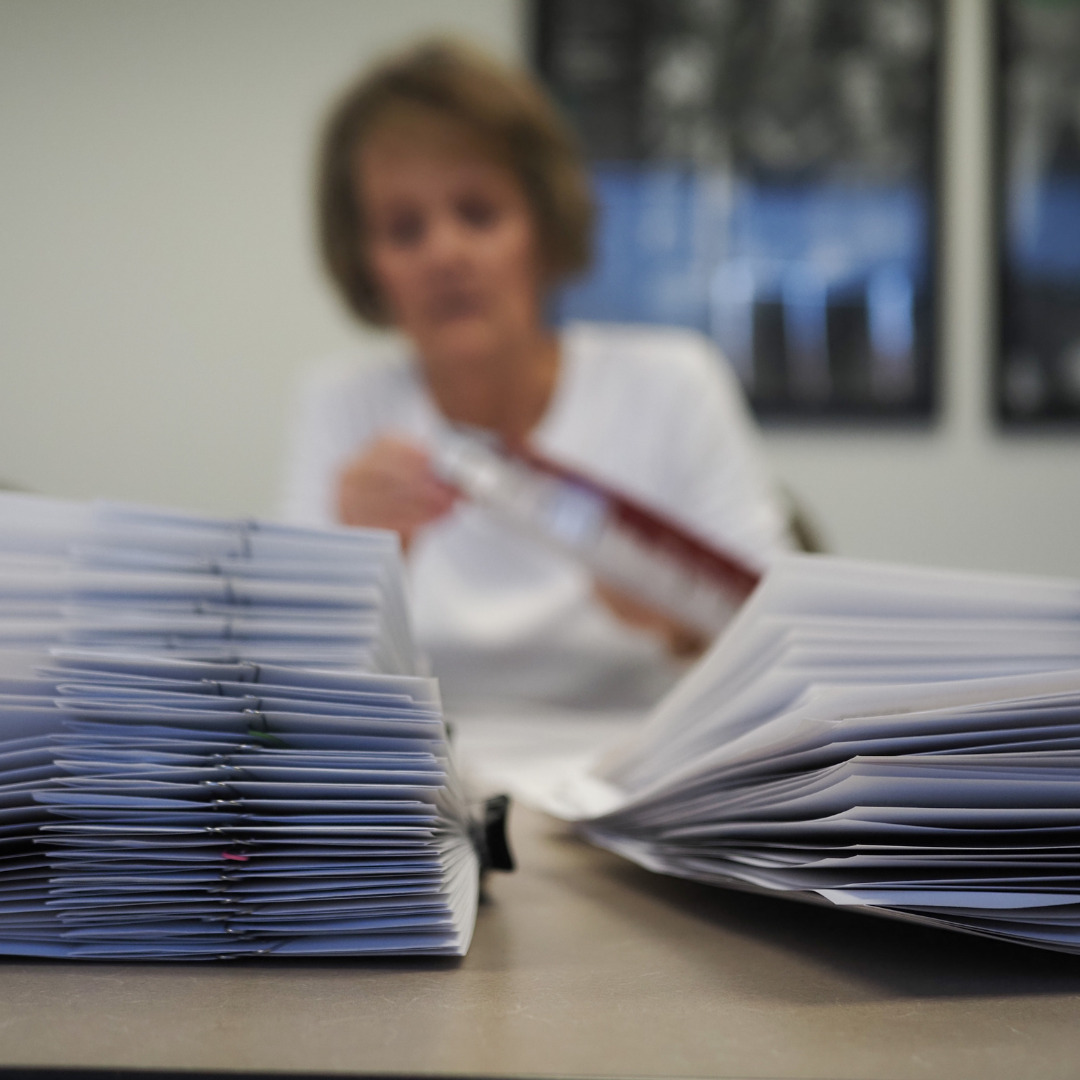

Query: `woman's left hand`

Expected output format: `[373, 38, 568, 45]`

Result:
[593, 581, 709, 660]
[336, 435, 459, 551]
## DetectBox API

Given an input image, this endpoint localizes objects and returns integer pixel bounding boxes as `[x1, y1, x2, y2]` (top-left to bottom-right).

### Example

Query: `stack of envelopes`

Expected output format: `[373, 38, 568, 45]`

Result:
[555, 555, 1080, 954]
[0, 492, 418, 672]
[0, 494, 483, 959]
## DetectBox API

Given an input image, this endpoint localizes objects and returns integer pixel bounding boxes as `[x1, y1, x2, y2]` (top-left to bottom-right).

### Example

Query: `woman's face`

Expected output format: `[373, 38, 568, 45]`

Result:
[356, 123, 546, 369]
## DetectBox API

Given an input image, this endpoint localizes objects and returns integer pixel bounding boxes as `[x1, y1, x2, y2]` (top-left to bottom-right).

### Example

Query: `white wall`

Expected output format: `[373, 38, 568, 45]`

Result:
[0, 0, 523, 514]
[1, 0, 1077, 578]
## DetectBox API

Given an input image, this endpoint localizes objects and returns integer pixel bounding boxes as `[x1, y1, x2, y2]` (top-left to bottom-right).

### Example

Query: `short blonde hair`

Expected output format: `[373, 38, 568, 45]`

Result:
[317, 39, 595, 326]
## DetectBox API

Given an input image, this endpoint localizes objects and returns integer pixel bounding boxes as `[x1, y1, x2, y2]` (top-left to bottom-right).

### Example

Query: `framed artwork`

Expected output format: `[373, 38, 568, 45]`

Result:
[534, 0, 940, 419]
[998, 0, 1080, 424]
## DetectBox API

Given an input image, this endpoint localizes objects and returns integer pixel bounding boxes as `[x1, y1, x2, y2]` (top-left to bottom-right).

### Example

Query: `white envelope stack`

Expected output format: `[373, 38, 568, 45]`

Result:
[0, 493, 419, 673]
[0, 494, 482, 959]
[554, 555, 1080, 954]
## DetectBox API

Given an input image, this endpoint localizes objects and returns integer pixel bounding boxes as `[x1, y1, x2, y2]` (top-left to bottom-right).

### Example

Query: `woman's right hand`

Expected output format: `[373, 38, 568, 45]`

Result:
[336, 435, 459, 550]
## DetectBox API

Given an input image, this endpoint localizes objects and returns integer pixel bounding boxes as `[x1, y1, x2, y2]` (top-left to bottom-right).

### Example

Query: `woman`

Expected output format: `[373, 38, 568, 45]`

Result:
[281, 40, 793, 708]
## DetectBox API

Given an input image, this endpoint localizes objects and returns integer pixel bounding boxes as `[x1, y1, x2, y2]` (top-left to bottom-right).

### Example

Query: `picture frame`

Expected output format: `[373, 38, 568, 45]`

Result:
[997, 0, 1080, 426]
[533, 0, 942, 420]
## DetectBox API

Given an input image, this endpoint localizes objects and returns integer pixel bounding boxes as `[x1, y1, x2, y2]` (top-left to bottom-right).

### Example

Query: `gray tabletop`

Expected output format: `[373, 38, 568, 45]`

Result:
[2, 806, 1080, 1080]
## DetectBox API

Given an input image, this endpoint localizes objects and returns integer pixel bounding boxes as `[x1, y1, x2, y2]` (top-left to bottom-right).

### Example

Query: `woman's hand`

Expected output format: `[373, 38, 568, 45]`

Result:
[336, 435, 459, 551]
[594, 582, 710, 660]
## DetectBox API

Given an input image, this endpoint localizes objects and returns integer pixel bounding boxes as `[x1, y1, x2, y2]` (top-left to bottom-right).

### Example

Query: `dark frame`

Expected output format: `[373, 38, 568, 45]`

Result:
[996, 0, 1080, 428]
[532, 0, 943, 423]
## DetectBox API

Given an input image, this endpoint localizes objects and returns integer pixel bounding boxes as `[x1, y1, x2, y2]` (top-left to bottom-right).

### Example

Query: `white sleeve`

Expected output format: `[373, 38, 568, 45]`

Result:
[661, 336, 795, 570]
[277, 364, 358, 527]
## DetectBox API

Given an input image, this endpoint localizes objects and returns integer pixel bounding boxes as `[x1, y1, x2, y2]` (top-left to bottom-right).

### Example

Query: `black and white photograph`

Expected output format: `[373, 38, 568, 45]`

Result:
[999, 0, 1080, 423]
[536, 0, 940, 417]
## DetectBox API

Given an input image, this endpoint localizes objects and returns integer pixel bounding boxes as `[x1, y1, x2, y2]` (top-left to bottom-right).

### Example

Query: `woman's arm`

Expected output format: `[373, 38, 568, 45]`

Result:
[593, 581, 709, 659]
[336, 435, 458, 551]
[279, 357, 456, 550]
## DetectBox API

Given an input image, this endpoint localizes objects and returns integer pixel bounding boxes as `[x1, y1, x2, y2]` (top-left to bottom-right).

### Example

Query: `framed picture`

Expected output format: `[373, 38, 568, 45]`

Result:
[534, 0, 940, 419]
[998, 0, 1080, 425]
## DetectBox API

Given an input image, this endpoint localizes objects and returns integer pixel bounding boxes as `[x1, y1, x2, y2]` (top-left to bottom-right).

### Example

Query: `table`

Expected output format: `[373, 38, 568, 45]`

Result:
[3, 806, 1080, 1080]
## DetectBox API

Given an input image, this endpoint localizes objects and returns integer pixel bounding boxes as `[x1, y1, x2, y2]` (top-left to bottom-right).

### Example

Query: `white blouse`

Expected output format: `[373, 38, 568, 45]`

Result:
[280, 322, 792, 709]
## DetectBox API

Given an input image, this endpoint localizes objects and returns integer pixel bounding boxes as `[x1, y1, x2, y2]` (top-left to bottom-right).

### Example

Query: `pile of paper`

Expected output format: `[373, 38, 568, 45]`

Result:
[0, 493, 419, 673]
[540, 555, 1080, 954]
[0, 494, 484, 959]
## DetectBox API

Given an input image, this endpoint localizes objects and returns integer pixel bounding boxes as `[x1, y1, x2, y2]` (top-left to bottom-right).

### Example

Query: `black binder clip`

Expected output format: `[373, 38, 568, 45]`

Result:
[473, 794, 514, 872]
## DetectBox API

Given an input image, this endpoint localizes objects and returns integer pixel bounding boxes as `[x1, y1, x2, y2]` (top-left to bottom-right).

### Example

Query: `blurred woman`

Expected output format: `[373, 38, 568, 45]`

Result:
[281, 40, 793, 709]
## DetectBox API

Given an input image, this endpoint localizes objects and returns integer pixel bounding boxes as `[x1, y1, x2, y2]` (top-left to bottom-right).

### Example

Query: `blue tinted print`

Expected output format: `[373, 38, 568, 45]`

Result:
[1010, 178, 1080, 280]
[555, 168, 927, 408]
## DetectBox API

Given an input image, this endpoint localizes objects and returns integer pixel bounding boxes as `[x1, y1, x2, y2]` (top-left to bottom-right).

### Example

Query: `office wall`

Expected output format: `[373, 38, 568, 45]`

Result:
[0, 0, 1077, 578]
[0, 0, 522, 514]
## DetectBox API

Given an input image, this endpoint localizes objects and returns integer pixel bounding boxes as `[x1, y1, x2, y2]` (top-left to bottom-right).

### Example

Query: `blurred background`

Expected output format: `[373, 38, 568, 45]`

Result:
[1, 0, 1077, 577]
[540, 0, 938, 419]
[1000, 0, 1080, 424]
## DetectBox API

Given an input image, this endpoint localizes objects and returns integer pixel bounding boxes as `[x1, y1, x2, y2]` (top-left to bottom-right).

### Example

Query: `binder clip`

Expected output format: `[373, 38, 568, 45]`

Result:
[472, 794, 514, 873]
